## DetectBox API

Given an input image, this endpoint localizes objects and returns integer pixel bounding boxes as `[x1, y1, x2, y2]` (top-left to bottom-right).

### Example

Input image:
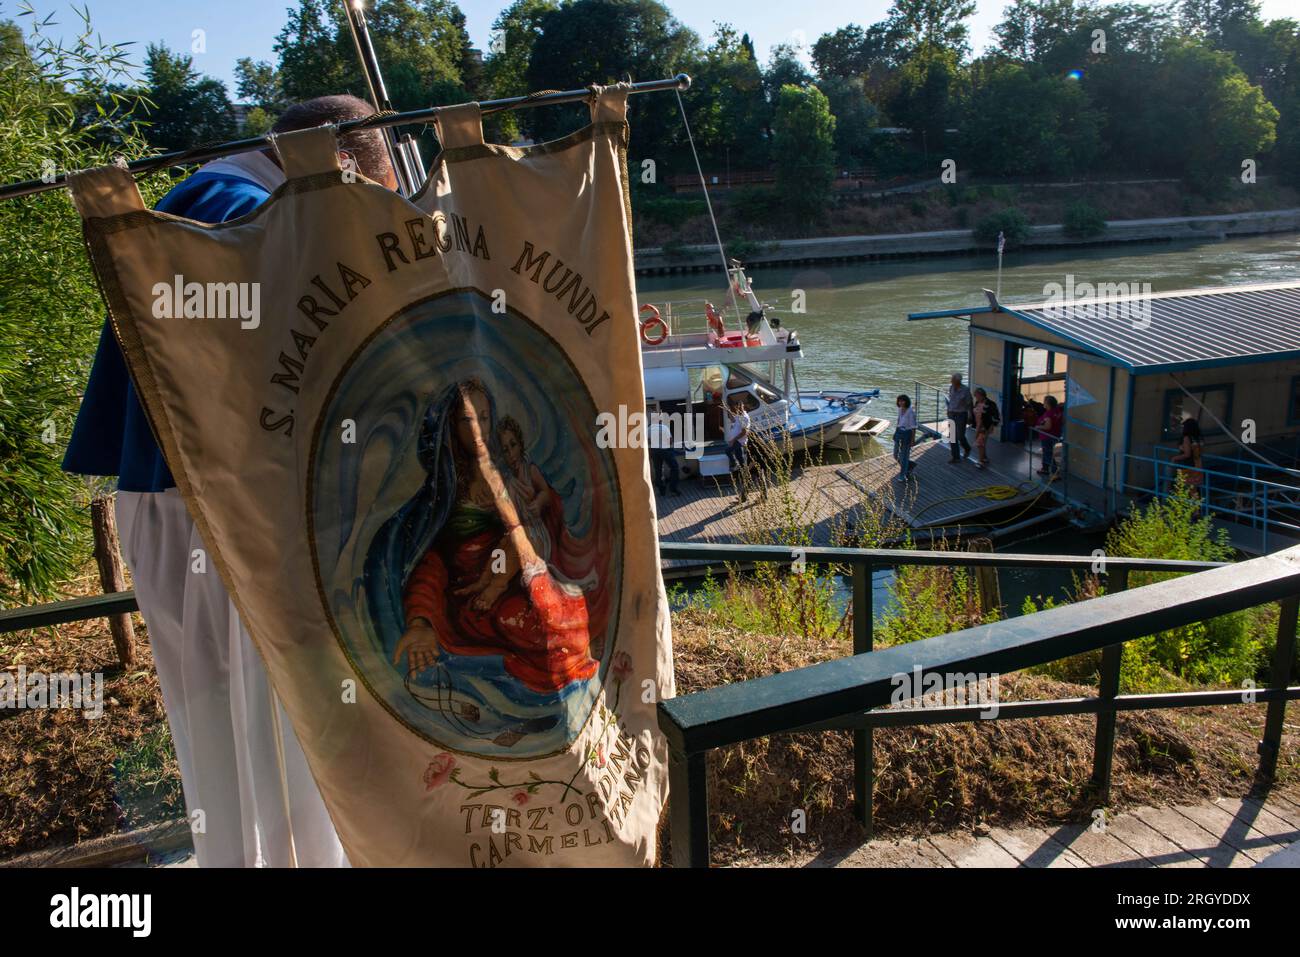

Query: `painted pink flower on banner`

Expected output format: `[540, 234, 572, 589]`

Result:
[512, 790, 529, 806]
[595, 743, 607, 768]
[612, 652, 633, 682]
[423, 753, 456, 791]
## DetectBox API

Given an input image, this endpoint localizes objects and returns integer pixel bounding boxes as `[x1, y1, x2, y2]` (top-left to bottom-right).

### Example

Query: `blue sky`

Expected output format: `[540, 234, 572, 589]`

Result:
[12, 0, 1299, 94]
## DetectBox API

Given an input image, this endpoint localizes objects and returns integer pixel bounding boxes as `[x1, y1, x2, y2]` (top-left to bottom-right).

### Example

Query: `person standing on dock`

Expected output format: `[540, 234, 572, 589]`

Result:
[894, 394, 918, 481]
[724, 396, 754, 501]
[1035, 395, 1064, 477]
[647, 408, 681, 496]
[1171, 415, 1205, 495]
[946, 373, 973, 464]
[972, 388, 999, 470]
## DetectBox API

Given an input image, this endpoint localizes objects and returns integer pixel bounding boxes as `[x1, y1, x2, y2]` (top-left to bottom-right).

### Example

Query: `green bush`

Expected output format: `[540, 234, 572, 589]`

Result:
[880, 539, 1000, 646]
[0, 11, 157, 600]
[635, 195, 707, 228]
[722, 185, 785, 224]
[1106, 477, 1270, 690]
[1062, 200, 1108, 239]
[974, 207, 1030, 249]
[726, 238, 769, 262]
[1026, 477, 1273, 692]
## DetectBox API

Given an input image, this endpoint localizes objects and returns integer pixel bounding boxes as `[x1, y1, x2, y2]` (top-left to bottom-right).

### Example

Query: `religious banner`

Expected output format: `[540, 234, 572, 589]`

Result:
[69, 87, 672, 866]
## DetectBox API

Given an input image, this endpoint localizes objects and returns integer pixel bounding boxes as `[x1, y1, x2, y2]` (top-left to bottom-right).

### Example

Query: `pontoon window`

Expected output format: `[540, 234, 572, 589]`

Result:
[1162, 384, 1231, 440]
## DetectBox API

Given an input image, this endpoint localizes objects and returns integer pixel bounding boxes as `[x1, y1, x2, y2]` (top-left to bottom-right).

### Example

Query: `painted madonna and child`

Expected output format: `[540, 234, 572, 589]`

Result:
[314, 299, 622, 760]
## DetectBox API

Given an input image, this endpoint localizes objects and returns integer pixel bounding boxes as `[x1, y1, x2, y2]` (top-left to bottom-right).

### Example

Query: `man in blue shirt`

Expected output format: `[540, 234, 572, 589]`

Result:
[64, 95, 398, 867]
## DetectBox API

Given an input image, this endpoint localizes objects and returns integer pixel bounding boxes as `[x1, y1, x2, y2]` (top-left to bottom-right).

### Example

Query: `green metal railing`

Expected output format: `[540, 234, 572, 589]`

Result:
[655, 540, 1300, 868]
[4, 541, 1298, 870]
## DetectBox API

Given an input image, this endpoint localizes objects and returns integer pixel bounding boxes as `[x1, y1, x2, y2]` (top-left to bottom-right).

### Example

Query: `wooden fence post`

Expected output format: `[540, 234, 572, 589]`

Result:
[91, 495, 135, 668]
[968, 537, 1001, 617]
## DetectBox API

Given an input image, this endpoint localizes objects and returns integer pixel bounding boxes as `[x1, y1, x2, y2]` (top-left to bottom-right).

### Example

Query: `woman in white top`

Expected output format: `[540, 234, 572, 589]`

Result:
[894, 394, 918, 481]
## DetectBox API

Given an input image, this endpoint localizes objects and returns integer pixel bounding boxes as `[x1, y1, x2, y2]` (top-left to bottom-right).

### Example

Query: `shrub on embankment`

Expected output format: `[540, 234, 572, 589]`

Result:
[0, 13, 165, 600]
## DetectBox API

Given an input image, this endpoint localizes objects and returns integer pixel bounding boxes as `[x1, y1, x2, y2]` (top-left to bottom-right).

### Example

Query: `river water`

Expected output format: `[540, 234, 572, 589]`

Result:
[643, 232, 1300, 612]
[637, 233, 1300, 403]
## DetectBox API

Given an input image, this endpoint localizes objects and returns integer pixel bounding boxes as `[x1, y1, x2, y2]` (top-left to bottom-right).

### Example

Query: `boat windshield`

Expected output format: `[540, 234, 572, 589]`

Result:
[727, 365, 782, 404]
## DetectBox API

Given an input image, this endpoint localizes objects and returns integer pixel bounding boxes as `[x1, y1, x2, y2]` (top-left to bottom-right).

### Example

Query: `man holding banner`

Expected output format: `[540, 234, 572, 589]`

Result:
[62, 95, 397, 867]
[66, 84, 672, 866]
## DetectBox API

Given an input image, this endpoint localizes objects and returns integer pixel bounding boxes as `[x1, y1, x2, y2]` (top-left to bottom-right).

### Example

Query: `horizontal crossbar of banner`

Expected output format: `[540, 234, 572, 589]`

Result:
[0, 73, 692, 202]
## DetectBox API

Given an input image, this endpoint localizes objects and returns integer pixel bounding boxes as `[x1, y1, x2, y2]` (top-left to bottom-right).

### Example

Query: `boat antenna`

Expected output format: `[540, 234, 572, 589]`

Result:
[674, 86, 744, 328]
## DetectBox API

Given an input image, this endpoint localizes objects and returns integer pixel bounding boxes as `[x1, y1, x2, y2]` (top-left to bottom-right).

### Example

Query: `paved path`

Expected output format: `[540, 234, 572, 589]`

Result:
[786, 789, 1300, 868]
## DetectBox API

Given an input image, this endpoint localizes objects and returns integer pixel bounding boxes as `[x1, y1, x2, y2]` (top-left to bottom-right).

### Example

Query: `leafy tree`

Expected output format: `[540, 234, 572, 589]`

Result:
[885, 0, 978, 59]
[482, 0, 558, 141]
[525, 0, 699, 150]
[274, 0, 473, 111]
[817, 75, 879, 167]
[1156, 41, 1278, 191]
[993, 0, 1095, 63]
[887, 42, 964, 156]
[679, 23, 770, 169]
[772, 83, 835, 226]
[1180, 0, 1261, 47]
[763, 41, 811, 101]
[241, 105, 275, 136]
[139, 44, 235, 151]
[811, 23, 898, 80]
[234, 57, 285, 113]
[273, 0, 346, 101]
[963, 61, 1101, 176]
[0, 10, 159, 599]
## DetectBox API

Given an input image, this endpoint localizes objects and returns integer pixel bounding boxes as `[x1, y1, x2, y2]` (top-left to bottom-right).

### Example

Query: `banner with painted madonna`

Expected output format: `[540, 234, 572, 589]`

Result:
[69, 86, 672, 866]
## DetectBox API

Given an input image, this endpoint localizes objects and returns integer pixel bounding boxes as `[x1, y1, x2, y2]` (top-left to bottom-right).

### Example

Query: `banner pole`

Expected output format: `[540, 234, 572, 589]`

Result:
[0, 74, 692, 202]
[341, 0, 421, 197]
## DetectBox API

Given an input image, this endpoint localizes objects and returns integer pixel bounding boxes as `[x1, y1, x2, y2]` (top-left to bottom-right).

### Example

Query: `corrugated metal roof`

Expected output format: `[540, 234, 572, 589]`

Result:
[996, 281, 1300, 373]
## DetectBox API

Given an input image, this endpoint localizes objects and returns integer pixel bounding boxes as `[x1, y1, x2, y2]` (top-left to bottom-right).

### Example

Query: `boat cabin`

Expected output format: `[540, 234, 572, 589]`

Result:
[910, 281, 1300, 552]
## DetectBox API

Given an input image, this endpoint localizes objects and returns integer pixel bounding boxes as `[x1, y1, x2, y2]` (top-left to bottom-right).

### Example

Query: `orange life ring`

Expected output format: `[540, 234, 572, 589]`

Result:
[639, 303, 668, 345]
[705, 302, 726, 338]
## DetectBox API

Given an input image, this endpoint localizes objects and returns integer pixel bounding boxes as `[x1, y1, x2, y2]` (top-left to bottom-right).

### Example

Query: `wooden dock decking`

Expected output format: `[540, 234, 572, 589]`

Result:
[655, 433, 1054, 566]
[757, 788, 1300, 869]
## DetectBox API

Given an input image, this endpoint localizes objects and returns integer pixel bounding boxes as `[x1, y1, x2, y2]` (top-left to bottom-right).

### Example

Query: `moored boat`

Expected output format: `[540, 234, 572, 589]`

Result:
[639, 262, 881, 477]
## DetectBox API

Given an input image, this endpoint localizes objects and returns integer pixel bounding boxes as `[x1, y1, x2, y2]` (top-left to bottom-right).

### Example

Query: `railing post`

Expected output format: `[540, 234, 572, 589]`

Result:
[1263, 488, 1270, 553]
[1257, 595, 1298, 780]
[851, 558, 874, 836]
[668, 746, 710, 867]
[1090, 566, 1128, 800]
